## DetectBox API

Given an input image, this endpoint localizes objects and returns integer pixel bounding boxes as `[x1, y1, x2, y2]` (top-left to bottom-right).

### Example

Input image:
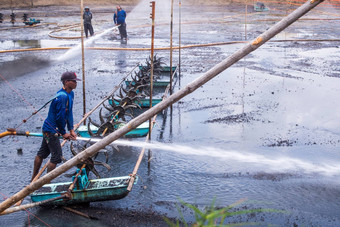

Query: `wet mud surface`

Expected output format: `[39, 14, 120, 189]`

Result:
[1, 1, 340, 226]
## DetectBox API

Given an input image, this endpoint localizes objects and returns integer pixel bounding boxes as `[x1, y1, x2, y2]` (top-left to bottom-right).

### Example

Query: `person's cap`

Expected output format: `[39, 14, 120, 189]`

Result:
[61, 72, 81, 81]
[85, 6, 90, 9]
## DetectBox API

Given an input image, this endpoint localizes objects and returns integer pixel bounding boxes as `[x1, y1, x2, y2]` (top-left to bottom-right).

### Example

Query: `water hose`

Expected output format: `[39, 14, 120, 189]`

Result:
[0, 128, 42, 139]
[0, 39, 339, 54]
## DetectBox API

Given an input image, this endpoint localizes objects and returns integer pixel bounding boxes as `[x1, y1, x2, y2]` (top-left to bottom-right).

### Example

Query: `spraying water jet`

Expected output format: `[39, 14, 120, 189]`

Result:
[56, 26, 119, 62]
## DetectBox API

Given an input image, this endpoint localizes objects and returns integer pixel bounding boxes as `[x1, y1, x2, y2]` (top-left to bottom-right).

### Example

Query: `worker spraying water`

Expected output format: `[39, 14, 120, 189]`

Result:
[113, 5, 127, 44]
[31, 72, 80, 182]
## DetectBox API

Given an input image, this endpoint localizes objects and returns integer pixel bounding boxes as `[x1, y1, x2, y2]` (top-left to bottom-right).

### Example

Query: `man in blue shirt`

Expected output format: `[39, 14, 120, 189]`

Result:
[113, 5, 127, 43]
[83, 6, 94, 38]
[31, 72, 80, 181]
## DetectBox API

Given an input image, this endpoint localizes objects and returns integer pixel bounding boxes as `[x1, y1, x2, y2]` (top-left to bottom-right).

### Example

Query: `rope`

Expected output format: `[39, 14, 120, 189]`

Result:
[27, 212, 30, 226]
[0, 192, 8, 200]
[23, 208, 52, 227]
[0, 73, 41, 129]
[0, 73, 65, 136]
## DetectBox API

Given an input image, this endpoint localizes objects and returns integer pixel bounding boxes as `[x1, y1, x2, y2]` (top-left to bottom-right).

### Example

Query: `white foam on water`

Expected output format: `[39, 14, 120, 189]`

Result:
[127, 0, 171, 25]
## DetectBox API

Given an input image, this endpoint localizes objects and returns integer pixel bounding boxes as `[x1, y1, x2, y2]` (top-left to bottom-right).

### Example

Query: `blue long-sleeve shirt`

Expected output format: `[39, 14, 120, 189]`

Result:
[83, 11, 92, 24]
[42, 88, 74, 135]
[113, 10, 126, 24]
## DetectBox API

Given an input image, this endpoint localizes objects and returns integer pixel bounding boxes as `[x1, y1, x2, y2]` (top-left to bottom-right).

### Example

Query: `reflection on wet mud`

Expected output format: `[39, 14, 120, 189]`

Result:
[205, 112, 256, 124]
[188, 171, 303, 182]
[0, 40, 41, 49]
[0, 55, 50, 79]
[16, 40, 41, 48]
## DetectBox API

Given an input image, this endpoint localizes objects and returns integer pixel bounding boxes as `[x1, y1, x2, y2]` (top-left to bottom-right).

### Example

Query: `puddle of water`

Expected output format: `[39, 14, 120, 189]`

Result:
[298, 47, 340, 58]
[0, 40, 77, 50]
[274, 31, 300, 40]
[273, 30, 317, 40]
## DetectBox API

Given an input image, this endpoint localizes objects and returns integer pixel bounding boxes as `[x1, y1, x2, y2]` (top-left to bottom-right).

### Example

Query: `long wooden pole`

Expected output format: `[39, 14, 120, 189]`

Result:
[170, 0, 174, 94]
[127, 68, 175, 191]
[0, 195, 66, 215]
[80, 0, 86, 125]
[63, 206, 97, 220]
[178, 0, 182, 87]
[0, 0, 324, 214]
[4, 164, 85, 215]
[149, 1, 155, 139]
[245, 0, 248, 40]
[148, 1, 156, 166]
[68, 164, 86, 193]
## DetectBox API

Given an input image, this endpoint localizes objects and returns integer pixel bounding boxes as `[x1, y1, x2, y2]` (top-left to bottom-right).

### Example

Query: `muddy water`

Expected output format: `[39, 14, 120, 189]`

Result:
[1, 3, 340, 227]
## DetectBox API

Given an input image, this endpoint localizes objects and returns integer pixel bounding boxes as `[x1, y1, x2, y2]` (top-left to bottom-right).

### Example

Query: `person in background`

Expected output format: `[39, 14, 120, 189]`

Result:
[31, 72, 80, 182]
[83, 6, 94, 38]
[113, 5, 127, 42]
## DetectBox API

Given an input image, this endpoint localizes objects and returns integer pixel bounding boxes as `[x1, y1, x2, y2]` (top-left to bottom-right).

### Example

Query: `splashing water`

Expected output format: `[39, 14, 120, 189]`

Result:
[127, 0, 172, 25]
[77, 137, 340, 177]
[56, 26, 119, 62]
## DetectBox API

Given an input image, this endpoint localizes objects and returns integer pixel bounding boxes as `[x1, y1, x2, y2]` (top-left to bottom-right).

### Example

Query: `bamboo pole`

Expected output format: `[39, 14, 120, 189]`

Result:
[4, 165, 85, 215]
[170, 0, 174, 95]
[68, 164, 86, 193]
[80, 0, 86, 125]
[14, 160, 49, 206]
[0, 0, 324, 214]
[101, 102, 127, 137]
[148, 1, 156, 165]
[76, 64, 138, 129]
[128, 132, 151, 191]
[149, 1, 155, 140]
[178, 0, 182, 87]
[63, 206, 97, 220]
[245, 0, 248, 40]
[127, 67, 175, 191]
[0, 195, 66, 215]
[172, 65, 180, 87]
